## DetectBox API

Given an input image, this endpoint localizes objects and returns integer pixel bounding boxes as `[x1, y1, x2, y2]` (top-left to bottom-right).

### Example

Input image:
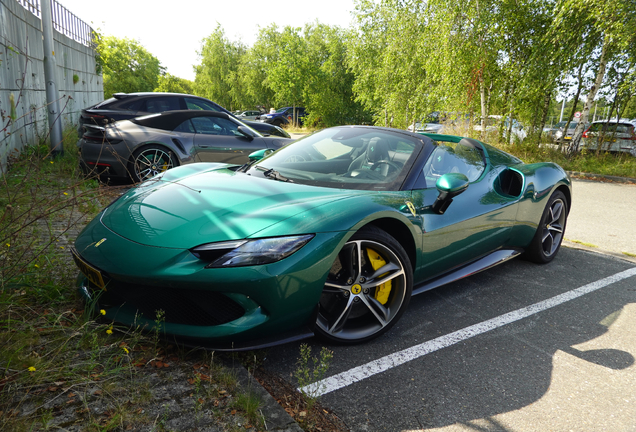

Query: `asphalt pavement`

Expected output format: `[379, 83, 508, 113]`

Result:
[564, 178, 636, 260]
[259, 177, 636, 431]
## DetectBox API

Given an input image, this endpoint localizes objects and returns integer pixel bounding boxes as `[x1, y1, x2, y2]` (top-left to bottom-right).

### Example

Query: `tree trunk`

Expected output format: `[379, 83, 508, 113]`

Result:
[537, 88, 552, 146]
[560, 63, 585, 152]
[568, 35, 610, 155]
[479, 68, 487, 139]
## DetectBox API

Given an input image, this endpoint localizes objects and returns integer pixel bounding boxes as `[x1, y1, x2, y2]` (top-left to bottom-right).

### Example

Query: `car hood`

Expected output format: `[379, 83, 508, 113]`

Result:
[101, 167, 356, 248]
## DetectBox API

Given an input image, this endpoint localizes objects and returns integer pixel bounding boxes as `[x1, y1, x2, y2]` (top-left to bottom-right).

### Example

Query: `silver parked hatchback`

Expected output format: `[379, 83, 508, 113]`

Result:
[581, 120, 636, 156]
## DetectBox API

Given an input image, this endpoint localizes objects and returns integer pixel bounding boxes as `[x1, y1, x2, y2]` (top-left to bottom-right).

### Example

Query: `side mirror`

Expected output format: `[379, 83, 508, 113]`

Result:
[237, 125, 255, 141]
[248, 148, 274, 162]
[432, 173, 469, 214]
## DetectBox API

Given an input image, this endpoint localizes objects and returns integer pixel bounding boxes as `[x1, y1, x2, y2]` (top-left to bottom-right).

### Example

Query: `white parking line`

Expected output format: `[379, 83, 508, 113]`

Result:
[300, 267, 636, 397]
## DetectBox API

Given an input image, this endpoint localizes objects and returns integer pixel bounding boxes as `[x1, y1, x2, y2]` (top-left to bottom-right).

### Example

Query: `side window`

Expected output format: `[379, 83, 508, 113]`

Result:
[423, 141, 485, 184]
[143, 97, 180, 113]
[191, 117, 239, 136]
[184, 97, 221, 111]
[174, 119, 195, 133]
[119, 99, 144, 111]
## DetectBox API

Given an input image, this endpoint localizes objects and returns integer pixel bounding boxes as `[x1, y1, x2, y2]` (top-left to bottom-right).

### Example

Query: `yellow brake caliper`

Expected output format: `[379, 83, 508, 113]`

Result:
[366, 248, 392, 305]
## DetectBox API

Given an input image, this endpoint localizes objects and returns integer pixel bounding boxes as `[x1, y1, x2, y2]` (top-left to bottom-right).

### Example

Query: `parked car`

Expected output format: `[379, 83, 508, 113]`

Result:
[78, 93, 290, 138]
[581, 120, 636, 156]
[407, 112, 448, 134]
[79, 110, 292, 182]
[546, 120, 586, 143]
[236, 110, 262, 121]
[72, 126, 571, 350]
[259, 106, 306, 127]
[474, 115, 526, 141]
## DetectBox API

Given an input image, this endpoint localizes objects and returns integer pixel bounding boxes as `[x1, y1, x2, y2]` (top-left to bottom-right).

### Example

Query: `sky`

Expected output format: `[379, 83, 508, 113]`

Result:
[57, 0, 357, 81]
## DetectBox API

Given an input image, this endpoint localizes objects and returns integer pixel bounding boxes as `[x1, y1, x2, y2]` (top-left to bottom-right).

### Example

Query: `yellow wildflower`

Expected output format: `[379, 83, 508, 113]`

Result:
[122, 346, 129, 354]
[100, 309, 106, 315]
[28, 366, 36, 372]
[106, 329, 112, 335]
[34, 264, 39, 268]
[5, 243, 9, 247]
[63, 192, 68, 196]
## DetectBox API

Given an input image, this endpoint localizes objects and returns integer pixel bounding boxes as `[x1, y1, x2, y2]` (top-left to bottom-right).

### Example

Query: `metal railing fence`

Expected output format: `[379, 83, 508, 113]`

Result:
[16, 0, 96, 47]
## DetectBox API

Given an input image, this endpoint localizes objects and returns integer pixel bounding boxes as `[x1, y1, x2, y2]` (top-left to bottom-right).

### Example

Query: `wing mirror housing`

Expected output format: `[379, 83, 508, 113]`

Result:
[432, 173, 469, 214]
[248, 148, 274, 162]
[237, 125, 256, 141]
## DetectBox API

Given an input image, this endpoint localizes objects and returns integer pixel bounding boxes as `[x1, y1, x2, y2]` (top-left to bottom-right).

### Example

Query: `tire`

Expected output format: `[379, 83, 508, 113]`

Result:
[314, 226, 413, 344]
[524, 190, 568, 264]
[130, 145, 177, 182]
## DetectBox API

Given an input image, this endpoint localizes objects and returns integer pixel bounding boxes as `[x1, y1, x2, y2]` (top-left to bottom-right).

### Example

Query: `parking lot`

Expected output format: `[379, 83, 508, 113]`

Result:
[261, 178, 636, 431]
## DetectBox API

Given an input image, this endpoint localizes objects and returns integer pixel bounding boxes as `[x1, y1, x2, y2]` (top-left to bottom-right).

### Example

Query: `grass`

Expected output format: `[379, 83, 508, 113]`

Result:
[441, 122, 636, 179]
[505, 141, 636, 179]
[0, 128, 263, 431]
[567, 239, 598, 248]
[281, 124, 319, 134]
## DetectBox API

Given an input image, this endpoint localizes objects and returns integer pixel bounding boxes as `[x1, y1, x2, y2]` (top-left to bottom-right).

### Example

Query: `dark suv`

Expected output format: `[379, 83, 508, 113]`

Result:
[258, 106, 306, 127]
[78, 93, 291, 138]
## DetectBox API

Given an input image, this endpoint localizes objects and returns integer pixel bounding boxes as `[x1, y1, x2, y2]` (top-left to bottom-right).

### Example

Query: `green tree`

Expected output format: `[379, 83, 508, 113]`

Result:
[154, 73, 194, 94]
[347, 0, 437, 128]
[264, 26, 311, 124]
[546, 0, 636, 154]
[303, 23, 369, 126]
[96, 35, 164, 98]
[194, 26, 246, 110]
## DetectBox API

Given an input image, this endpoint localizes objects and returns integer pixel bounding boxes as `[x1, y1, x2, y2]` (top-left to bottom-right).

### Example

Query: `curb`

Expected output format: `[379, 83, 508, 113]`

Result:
[567, 171, 636, 184]
[229, 363, 304, 432]
[562, 240, 636, 265]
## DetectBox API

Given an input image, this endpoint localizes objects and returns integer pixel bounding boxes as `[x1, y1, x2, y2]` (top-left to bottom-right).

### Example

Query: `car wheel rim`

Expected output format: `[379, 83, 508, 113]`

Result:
[135, 149, 173, 181]
[316, 239, 407, 341]
[541, 198, 565, 257]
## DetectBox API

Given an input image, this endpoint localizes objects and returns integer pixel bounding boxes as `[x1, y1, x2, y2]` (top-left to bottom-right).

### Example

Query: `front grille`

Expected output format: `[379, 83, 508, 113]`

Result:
[96, 281, 245, 326]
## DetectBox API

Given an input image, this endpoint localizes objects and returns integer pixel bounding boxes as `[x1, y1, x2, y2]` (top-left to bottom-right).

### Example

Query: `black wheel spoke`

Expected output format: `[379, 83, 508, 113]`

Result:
[328, 296, 355, 334]
[360, 294, 389, 326]
[369, 261, 402, 282]
[323, 281, 348, 294]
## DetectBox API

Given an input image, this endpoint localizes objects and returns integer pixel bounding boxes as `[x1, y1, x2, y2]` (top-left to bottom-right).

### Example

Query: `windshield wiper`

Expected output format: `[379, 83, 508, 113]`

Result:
[238, 159, 257, 173]
[255, 166, 292, 182]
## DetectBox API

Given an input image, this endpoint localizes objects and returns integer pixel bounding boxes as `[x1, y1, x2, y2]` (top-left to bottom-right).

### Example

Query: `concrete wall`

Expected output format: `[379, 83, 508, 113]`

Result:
[0, 0, 103, 169]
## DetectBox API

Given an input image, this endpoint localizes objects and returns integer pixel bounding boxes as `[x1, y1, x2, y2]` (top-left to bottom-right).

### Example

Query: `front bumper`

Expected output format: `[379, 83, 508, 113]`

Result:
[74, 215, 347, 348]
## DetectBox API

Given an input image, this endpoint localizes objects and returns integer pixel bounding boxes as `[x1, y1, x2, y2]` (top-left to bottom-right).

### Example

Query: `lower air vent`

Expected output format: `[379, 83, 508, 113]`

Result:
[97, 282, 245, 326]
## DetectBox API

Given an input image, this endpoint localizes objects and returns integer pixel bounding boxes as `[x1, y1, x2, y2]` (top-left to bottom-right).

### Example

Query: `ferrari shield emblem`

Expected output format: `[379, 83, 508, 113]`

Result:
[405, 201, 417, 217]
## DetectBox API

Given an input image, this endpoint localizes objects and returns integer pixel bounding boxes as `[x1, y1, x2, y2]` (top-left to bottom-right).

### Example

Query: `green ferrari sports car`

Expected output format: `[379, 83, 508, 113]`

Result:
[72, 126, 571, 349]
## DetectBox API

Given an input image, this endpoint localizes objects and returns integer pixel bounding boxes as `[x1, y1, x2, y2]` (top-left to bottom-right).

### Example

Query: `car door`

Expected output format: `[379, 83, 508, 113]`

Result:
[190, 116, 262, 164]
[411, 140, 520, 282]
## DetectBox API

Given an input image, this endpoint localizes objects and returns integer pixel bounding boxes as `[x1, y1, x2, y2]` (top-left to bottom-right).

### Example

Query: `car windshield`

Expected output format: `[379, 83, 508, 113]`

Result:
[247, 127, 423, 190]
[275, 107, 289, 113]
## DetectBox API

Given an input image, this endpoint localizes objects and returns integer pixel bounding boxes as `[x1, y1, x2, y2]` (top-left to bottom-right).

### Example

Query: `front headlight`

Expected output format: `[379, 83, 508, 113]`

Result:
[192, 235, 314, 268]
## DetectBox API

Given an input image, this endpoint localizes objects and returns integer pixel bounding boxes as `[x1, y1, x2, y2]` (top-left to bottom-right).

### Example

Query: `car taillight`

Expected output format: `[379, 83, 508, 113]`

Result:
[82, 133, 121, 145]
[582, 128, 590, 138]
[83, 135, 104, 143]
